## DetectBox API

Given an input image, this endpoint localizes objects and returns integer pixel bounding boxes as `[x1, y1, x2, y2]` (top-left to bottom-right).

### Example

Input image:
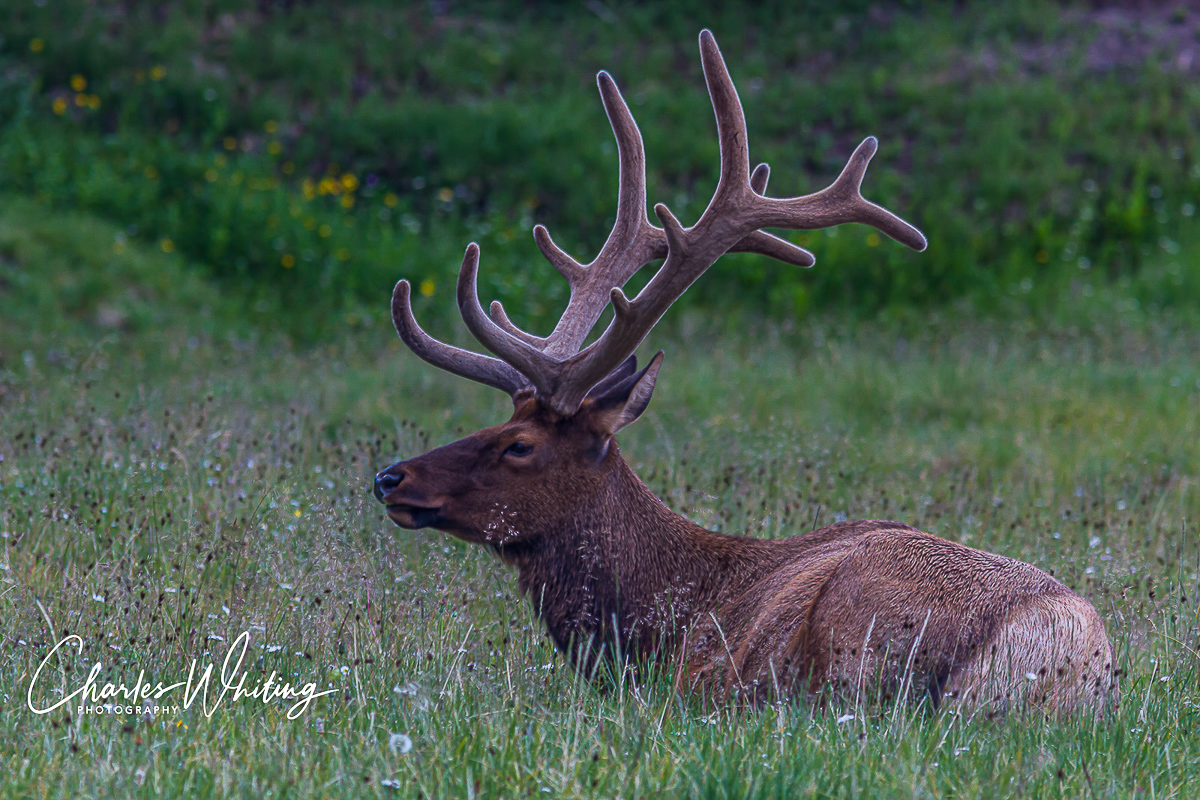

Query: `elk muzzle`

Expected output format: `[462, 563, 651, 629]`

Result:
[374, 462, 442, 529]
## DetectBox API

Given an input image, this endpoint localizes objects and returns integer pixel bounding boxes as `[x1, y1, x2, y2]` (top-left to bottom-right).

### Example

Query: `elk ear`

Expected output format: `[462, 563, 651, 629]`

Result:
[585, 354, 638, 401]
[588, 351, 664, 436]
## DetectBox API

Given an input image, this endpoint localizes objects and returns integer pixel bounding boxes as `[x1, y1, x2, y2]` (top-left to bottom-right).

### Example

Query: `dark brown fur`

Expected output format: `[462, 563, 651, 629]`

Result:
[376, 394, 1116, 714]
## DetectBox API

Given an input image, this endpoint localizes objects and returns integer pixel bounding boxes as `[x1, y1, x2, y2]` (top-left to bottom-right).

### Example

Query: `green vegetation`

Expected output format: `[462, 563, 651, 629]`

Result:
[1, 1, 1199, 336]
[3, 2, 1200, 797]
[3, 187, 1200, 798]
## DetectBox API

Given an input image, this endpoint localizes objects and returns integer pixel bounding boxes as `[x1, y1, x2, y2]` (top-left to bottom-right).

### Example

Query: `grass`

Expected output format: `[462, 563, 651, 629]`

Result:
[3, 195, 1200, 798]
[1, 1, 1199, 336]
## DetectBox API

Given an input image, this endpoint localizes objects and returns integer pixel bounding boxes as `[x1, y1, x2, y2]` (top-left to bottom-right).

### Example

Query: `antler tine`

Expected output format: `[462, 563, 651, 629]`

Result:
[391, 279, 529, 396]
[597, 70, 651, 247]
[727, 230, 814, 266]
[750, 162, 770, 194]
[699, 29, 751, 200]
[532, 224, 584, 287]
[489, 300, 548, 347]
[750, 137, 928, 251]
[455, 243, 560, 396]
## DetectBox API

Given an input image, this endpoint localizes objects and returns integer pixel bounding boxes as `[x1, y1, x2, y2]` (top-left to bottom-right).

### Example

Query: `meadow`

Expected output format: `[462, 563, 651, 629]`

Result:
[2, 196, 1199, 797]
[3, 1, 1200, 797]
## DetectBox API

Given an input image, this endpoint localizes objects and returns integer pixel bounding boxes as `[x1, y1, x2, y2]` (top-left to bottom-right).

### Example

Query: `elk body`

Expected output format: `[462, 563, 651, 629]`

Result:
[374, 31, 1116, 713]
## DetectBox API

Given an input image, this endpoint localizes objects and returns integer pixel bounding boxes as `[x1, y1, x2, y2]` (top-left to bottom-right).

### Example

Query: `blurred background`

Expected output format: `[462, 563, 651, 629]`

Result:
[2, 0, 1199, 344]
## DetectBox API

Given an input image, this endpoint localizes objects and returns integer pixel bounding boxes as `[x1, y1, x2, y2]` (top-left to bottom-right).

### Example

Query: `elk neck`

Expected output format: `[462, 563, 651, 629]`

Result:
[493, 441, 782, 668]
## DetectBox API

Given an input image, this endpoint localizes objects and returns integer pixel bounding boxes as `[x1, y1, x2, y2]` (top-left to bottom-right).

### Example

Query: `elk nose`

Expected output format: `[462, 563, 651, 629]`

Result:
[373, 468, 403, 502]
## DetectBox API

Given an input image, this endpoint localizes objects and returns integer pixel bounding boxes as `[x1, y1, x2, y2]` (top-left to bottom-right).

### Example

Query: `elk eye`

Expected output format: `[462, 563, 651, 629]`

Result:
[504, 442, 533, 457]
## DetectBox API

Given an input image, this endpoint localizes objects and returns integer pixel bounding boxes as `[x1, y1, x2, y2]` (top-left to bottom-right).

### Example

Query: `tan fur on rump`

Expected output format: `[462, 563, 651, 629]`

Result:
[681, 524, 1116, 713]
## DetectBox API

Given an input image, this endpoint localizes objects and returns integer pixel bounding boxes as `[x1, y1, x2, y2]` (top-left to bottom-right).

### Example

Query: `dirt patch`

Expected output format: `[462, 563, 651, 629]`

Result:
[1082, 4, 1200, 72]
[969, 3, 1200, 79]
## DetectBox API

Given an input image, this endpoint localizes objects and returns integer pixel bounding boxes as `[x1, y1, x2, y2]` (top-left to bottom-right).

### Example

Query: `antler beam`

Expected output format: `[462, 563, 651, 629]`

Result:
[391, 279, 530, 395]
[393, 29, 926, 414]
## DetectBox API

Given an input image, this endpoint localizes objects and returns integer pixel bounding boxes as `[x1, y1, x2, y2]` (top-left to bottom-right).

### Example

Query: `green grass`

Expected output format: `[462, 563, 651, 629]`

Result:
[3, 194, 1200, 797]
[1, 1, 1199, 337]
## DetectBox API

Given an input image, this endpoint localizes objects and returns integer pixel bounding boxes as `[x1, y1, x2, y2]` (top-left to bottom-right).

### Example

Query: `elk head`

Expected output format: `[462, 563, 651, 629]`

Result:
[373, 353, 660, 546]
[374, 30, 926, 552]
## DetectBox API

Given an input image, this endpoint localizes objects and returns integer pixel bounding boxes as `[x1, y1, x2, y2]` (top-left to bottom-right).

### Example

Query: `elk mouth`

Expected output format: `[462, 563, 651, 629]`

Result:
[385, 503, 442, 529]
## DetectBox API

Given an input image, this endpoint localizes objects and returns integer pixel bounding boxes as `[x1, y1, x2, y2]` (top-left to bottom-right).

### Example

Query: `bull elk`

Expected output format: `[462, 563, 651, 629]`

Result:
[374, 31, 1116, 713]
